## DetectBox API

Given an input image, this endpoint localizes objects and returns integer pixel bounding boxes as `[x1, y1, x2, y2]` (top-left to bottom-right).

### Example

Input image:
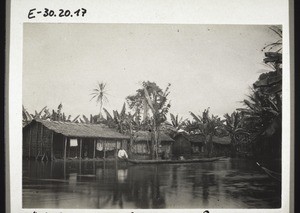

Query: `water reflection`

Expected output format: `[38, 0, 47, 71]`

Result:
[23, 159, 281, 209]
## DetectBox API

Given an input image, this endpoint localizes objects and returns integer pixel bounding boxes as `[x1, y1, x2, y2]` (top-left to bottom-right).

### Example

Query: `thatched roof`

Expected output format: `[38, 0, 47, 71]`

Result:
[134, 131, 174, 142]
[184, 134, 206, 143]
[24, 119, 130, 140]
[175, 133, 205, 143]
[212, 136, 231, 145]
[175, 133, 231, 145]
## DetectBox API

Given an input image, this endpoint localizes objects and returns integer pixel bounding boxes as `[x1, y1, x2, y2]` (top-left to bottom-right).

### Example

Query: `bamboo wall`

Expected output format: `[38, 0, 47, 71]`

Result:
[23, 122, 130, 160]
[23, 122, 53, 159]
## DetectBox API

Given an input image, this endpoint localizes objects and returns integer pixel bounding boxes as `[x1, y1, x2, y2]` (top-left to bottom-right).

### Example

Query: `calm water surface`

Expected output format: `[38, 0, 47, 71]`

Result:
[23, 158, 281, 209]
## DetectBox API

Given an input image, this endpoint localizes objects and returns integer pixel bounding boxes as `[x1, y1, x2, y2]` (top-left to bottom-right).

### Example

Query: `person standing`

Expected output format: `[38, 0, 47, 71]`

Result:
[118, 148, 128, 159]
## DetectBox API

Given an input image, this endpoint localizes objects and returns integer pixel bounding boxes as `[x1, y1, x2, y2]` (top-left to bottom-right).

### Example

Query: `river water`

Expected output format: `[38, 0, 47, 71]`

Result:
[23, 158, 281, 209]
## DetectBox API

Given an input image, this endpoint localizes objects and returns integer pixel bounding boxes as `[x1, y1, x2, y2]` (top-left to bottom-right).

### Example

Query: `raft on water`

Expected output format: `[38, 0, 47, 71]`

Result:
[125, 157, 223, 165]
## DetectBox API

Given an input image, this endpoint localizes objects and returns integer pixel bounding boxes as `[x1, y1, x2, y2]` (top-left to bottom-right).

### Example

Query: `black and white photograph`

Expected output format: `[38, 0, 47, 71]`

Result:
[21, 23, 283, 209]
[6, 1, 293, 212]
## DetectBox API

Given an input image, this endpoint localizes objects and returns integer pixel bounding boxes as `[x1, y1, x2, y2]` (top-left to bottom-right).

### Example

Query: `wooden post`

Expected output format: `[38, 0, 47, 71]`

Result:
[41, 126, 44, 153]
[79, 138, 82, 160]
[103, 140, 106, 159]
[115, 141, 117, 159]
[64, 137, 67, 161]
[79, 158, 82, 181]
[68, 139, 70, 158]
[63, 160, 66, 180]
[50, 132, 54, 161]
[35, 123, 39, 159]
[50, 161, 53, 178]
[93, 139, 96, 159]
[28, 128, 32, 159]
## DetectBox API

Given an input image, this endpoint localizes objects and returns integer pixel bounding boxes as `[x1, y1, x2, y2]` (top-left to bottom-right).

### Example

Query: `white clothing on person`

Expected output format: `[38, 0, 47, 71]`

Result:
[118, 149, 128, 159]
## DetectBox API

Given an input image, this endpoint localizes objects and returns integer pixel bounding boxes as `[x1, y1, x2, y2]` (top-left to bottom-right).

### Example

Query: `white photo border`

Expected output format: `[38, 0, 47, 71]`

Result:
[7, 0, 292, 212]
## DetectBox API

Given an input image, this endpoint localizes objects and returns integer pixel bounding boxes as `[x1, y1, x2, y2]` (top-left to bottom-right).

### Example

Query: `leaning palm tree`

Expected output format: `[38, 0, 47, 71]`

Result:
[90, 82, 109, 119]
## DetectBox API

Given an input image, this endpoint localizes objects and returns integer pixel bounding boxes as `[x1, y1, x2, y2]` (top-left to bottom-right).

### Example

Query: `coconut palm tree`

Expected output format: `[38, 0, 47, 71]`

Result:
[90, 82, 109, 119]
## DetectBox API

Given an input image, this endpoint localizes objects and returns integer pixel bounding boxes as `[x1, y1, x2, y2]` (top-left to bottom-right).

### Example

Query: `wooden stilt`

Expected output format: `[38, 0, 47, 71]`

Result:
[68, 139, 70, 158]
[50, 161, 53, 178]
[35, 123, 39, 158]
[41, 125, 44, 153]
[28, 128, 32, 159]
[93, 161, 95, 175]
[50, 132, 54, 161]
[79, 159, 82, 181]
[103, 140, 106, 159]
[64, 137, 67, 161]
[79, 138, 82, 160]
[115, 141, 118, 159]
[63, 160, 66, 180]
[93, 139, 96, 159]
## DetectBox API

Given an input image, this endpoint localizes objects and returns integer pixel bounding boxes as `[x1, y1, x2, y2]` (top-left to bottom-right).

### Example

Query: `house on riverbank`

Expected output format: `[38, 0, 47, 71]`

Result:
[23, 119, 130, 161]
[131, 131, 175, 159]
[211, 136, 231, 157]
[172, 133, 206, 158]
[173, 133, 232, 158]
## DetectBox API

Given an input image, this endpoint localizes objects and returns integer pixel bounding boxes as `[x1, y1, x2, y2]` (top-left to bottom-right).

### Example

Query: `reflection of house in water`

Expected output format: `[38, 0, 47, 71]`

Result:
[131, 131, 174, 159]
[23, 119, 130, 160]
[125, 165, 166, 208]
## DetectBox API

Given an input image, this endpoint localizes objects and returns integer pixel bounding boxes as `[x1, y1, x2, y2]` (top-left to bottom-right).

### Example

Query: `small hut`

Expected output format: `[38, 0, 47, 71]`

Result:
[131, 131, 175, 159]
[173, 133, 206, 158]
[23, 119, 130, 160]
[211, 136, 231, 157]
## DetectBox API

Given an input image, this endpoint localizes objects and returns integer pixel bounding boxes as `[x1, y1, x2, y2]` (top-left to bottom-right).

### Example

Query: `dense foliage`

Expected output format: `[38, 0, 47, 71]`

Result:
[23, 27, 282, 161]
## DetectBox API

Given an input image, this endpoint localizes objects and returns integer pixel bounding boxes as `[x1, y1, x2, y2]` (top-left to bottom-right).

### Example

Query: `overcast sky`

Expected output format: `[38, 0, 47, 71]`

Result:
[23, 24, 278, 120]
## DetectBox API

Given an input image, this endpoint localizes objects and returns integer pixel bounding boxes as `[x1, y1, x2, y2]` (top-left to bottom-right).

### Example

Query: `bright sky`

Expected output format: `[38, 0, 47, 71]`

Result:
[23, 24, 278, 120]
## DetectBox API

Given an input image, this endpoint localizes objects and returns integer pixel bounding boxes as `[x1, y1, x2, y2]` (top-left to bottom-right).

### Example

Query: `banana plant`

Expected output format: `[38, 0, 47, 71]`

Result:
[163, 113, 187, 138]
[185, 108, 225, 157]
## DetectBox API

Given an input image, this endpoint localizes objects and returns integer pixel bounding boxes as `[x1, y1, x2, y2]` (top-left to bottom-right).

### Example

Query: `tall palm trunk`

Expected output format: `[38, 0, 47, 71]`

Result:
[142, 98, 148, 121]
[99, 100, 103, 119]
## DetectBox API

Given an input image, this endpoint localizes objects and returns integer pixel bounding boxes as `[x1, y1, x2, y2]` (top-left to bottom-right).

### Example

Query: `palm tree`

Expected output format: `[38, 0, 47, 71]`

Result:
[237, 26, 282, 159]
[90, 82, 109, 119]
[188, 108, 224, 157]
[237, 90, 281, 141]
[22, 105, 48, 126]
[23, 104, 80, 125]
[164, 113, 186, 138]
[103, 103, 142, 156]
[223, 111, 249, 156]
[126, 81, 171, 159]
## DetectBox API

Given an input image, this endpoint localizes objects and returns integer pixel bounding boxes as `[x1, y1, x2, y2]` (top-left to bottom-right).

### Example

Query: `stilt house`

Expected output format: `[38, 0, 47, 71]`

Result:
[23, 119, 130, 160]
